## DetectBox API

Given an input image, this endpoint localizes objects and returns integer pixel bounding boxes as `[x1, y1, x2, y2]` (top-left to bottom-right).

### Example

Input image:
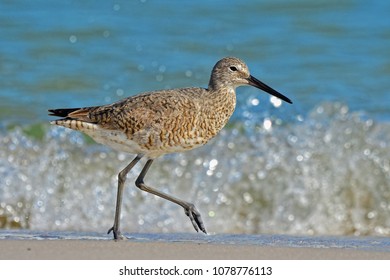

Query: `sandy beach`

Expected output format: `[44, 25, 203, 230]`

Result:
[1, 240, 390, 260]
[1, 231, 390, 260]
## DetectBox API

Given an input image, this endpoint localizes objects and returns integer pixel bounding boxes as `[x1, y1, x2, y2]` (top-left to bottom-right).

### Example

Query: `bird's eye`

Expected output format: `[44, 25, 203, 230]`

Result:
[229, 66, 237, 71]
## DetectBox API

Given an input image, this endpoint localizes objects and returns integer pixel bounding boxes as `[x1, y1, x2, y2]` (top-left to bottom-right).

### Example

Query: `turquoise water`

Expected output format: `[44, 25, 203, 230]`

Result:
[0, 1, 389, 236]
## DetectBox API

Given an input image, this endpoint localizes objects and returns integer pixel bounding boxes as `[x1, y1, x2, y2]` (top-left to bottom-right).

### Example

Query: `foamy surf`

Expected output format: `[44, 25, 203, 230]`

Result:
[1, 103, 389, 236]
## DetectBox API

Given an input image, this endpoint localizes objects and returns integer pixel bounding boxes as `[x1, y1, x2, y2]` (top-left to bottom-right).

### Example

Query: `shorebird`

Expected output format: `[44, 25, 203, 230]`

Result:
[49, 57, 292, 240]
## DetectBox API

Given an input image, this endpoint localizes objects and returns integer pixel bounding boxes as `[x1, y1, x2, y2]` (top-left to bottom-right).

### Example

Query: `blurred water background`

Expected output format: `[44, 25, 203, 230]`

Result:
[1, 0, 389, 237]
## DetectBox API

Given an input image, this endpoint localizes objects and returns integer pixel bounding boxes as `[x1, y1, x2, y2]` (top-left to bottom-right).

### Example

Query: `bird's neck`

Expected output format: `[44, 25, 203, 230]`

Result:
[201, 85, 237, 131]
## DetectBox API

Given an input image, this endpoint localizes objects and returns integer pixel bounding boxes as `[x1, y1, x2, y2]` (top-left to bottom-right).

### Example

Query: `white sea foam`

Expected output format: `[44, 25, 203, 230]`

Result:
[1, 103, 389, 236]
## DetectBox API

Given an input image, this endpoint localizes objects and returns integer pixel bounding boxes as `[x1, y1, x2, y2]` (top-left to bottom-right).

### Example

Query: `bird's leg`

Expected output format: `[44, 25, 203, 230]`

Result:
[135, 159, 207, 234]
[108, 155, 142, 240]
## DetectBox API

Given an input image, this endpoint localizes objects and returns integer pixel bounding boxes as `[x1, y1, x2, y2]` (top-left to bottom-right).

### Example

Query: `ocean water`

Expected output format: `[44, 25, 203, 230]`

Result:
[0, 1, 389, 237]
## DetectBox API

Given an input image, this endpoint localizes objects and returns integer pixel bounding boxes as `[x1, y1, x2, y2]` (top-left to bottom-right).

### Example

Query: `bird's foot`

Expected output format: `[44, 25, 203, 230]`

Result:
[184, 203, 207, 234]
[107, 226, 127, 240]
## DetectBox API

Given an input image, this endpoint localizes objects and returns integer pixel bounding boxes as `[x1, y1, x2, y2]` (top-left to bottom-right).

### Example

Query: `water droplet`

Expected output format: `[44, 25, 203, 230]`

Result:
[209, 159, 218, 170]
[367, 211, 376, 219]
[69, 35, 77, 43]
[363, 149, 371, 156]
[263, 118, 272, 130]
[243, 192, 253, 204]
[288, 135, 298, 144]
[250, 98, 259, 106]
[270, 96, 282, 107]
[116, 88, 124, 97]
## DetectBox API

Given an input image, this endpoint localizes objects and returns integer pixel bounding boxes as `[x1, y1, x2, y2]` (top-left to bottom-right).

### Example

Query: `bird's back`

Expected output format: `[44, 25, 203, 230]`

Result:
[50, 86, 235, 158]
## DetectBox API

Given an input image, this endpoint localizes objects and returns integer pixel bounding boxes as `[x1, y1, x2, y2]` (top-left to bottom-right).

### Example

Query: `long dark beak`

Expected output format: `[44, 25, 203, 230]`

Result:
[247, 75, 292, 104]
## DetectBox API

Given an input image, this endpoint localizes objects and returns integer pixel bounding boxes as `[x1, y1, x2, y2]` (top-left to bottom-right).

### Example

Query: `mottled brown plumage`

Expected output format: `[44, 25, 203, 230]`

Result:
[49, 57, 292, 239]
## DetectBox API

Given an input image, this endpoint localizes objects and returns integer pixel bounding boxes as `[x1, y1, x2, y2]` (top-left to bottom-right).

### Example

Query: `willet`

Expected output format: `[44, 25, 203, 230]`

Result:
[49, 57, 292, 240]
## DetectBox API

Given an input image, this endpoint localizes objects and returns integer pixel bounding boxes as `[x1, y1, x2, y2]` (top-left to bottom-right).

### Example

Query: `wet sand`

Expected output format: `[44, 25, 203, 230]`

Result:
[2, 240, 390, 260]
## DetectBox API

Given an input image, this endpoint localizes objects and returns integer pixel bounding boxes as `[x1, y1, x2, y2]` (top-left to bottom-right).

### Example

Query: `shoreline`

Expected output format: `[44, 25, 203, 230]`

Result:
[1, 231, 390, 260]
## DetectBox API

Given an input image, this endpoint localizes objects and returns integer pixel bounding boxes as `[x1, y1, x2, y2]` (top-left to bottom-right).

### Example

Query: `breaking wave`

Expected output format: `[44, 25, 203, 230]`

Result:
[1, 102, 389, 236]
